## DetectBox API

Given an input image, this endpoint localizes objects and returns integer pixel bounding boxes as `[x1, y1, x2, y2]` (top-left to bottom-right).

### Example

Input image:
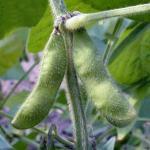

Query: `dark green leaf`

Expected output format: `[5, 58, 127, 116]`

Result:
[0, 0, 48, 38]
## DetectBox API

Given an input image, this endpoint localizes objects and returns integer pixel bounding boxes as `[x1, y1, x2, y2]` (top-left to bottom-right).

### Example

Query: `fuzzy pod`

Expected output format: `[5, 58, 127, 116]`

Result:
[73, 29, 136, 127]
[11, 31, 66, 129]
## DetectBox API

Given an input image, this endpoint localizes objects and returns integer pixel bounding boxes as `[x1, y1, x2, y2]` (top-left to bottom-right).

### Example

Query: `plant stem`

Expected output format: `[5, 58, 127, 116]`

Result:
[63, 30, 89, 150]
[133, 132, 150, 146]
[0, 110, 74, 148]
[137, 117, 150, 122]
[15, 134, 40, 148]
[95, 127, 116, 144]
[0, 62, 38, 109]
[0, 110, 46, 134]
[52, 125, 74, 148]
[103, 18, 124, 65]
[0, 115, 39, 148]
[49, 0, 66, 19]
[65, 3, 150, 30]
[49, 0, 89, 149]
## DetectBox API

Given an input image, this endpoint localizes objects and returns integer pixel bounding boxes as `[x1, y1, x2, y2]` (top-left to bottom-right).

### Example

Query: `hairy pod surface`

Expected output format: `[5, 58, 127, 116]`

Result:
[73, 29, 136, 127]
[11, 31, 66, 129]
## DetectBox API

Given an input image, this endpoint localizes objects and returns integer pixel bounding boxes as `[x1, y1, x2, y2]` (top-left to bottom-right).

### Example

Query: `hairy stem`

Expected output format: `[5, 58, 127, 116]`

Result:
[63, 30, 89, 150]
[49, 0, 66, 19]
[65, 3, 150, 30]
[49, 0, 89, 149]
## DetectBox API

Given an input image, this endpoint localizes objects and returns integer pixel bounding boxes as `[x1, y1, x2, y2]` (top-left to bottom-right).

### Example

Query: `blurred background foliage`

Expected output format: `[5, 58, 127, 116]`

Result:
[0, 0, 150, 149]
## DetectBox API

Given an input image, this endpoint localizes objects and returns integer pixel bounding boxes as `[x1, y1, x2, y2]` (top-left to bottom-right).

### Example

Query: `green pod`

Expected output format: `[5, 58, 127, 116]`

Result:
[11, 31, 66, 129]
[73, 29, 136, 127]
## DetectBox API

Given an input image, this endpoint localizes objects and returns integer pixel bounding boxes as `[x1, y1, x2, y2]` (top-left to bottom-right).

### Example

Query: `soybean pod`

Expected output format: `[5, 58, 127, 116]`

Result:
[11, 31, 66, 129]
[73, 28, 136, 128]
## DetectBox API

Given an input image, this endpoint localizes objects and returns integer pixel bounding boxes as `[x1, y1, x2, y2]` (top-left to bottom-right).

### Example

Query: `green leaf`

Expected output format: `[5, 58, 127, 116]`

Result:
[0, 134, 12, 149]
[81, 0, 150, 22]
[5, 91, 29, 117]
[140, 26, 150, 74]
[0, 28, 28, 76]
[108, 23, 149, 85]
[27, 7, 53, 53]
[66, 0, 97, 13]
[1, 63, 25, 80]
[0, 0, 48, 38]
[27, 0, 97, 52]
[131, 81, 150, 100]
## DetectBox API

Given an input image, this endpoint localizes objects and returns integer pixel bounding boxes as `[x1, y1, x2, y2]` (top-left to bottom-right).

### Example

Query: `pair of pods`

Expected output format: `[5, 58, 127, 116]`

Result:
[12, 28, 136, 129]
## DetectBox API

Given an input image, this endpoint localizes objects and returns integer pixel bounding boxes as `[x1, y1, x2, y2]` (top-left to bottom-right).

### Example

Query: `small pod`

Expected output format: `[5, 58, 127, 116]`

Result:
[73, 29, 136, 127]
[11, 31, 66, 129]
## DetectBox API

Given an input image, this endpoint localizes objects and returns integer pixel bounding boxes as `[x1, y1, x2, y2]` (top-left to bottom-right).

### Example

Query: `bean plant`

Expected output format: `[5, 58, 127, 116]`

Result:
[0, 0, 150, 149]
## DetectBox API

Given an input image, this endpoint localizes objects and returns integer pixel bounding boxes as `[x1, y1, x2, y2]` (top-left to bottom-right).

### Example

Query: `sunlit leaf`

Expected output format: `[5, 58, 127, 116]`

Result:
[0, 0, 48, 38]
[108, 24, 149, 85]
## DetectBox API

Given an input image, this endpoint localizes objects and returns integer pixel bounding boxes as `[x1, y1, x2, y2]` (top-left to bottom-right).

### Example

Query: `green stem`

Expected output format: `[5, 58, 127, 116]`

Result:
[49, 0, 89, 149]
[0, 110, 46, 134]
[15, 134, 39, 148]
[65, 3, 150, 30]
[0, 126, 13, 140]
[137, 117, 150, 122]
[53, 126, 74, 148]
[133, 132, 150, 146]
[103, 18, 124, 65]
[0, 111, 73, 148]
[95, 127, 116, 144]
[0, 116, 39, 148]
[0, 62, 38, 108]
[63, 30, 89, 150]
[49, 0, 66, 19]
[32, 127, 47, 135]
